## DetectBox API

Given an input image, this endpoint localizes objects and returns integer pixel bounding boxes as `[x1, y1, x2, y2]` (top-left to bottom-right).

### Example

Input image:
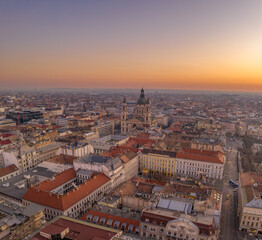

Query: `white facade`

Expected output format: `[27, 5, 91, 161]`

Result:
[175, 158, 224, 180]
[56, 144, 94, 158]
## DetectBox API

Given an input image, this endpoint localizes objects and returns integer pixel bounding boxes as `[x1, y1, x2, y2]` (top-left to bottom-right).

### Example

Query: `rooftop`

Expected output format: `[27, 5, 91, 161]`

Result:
[36, 168, 76, 192]
[0, 166, 57, 200]
[82, 209, 140, 233]
[143, 148, 176, 158]
[245, 199, 262, 209]
[0, 164, 18, 178]
[77, 154, 111, 164]
[46, 154, 77, 165]
[157, 198, 193, 214]
[23, 172, 110, 211]
[31, 216, 121, 240]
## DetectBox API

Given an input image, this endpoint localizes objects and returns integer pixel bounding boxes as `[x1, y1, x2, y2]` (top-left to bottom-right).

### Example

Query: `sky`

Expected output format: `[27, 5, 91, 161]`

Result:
[0, 0, 261, 92]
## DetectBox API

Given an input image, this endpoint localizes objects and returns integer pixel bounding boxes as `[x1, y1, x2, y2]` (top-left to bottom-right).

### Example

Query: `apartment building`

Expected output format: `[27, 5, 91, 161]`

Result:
[0, 118, 16, 129]
[57, 142, 94, 157]
[175, 149, 225, 180]
[36, 142, 62, 162]
[31, 215, 122, 240]
[2, 142, 61, 172]
[141, 148, 225, 180]
[93, 121, 115, 138]
[0, 164, 19, 182]
[191, 138, 224, 154]
[0, 198, 45, 240]
[23, 168, 111, 220]
[238, 173, 262, 235]
[141, 149, 176, 177]
[140, 198, 218, 240]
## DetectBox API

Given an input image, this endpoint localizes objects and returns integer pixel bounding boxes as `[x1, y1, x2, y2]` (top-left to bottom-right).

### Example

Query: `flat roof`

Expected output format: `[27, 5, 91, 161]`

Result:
[0, 166, 56, 200]
[157, 198, 193, 214]
[77, 154, 111, 164]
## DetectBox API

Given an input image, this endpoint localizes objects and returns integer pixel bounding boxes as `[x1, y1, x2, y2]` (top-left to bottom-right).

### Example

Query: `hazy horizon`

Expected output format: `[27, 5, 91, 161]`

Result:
[0, 0, 261, 91]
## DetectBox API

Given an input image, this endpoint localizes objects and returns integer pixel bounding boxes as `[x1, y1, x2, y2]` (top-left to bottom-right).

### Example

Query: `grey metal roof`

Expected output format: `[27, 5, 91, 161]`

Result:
[157, 198, 193, 214]
[105, 157, 123, 171]
[78, 154, 110, 164]
[152, 185, 163, 192]
[77, 169, 93, 176]
[22, 203, 44, 217]
[0, 166, 56, 201]
[246, 199, 262, 209]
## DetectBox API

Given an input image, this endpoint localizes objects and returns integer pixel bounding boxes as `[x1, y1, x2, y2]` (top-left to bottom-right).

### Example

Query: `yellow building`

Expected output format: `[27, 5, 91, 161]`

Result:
[141, 149, 176, 177]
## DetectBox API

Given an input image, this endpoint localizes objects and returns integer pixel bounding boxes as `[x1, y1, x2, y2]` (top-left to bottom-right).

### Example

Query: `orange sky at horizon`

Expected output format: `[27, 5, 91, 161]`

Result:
[0, 1, 261, 92]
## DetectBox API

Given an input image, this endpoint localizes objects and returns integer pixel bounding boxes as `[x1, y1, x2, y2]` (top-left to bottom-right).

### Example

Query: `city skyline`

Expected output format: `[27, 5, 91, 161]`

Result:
[0, 0, 261, 92]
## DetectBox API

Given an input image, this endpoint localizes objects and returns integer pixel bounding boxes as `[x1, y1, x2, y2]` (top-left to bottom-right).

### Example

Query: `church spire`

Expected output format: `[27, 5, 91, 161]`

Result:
[140, 87, 144, 98]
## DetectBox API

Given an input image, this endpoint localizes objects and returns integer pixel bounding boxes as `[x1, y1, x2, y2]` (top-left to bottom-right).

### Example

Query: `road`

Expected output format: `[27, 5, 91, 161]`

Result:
[218, 138, 262, 240]
[218, 137, 242, 240]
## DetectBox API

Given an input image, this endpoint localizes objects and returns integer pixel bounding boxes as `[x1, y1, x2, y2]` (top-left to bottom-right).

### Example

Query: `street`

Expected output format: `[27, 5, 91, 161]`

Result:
[219, 138, 241, 240]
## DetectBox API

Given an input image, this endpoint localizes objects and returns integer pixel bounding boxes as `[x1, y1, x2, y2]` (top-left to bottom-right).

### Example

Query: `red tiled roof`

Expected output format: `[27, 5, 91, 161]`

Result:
[37, 168, 76, 192]
[46, 154, 77, 165]
[102, 137, 155, 157]
[126, 137, 156, 147]
[0, 139, 11, 146]
[102, 146, 138, 157]
[23, 172, 110, 211]
[81, 210, 140, 233]
[136, 133, 150, 139]
[176, 152, 223, 164]
[180, 148, 220, 156]
[0, 133, 14, 139]
[40, 223, 68, 235]
[131, 176, 166, 186]
[141, 211, 216, 236]
[177, 148, 224, 164]
[31, 217, 118, 240]
[0, 164, 18, 178]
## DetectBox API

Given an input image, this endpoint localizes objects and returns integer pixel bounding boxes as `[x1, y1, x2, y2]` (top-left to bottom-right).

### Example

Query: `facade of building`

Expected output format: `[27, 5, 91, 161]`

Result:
[175, 149, 225, 180]
[0, 164, 19, 182]
[121, 88, 157, 134]
[57, 142, 94, 157]
[141, 149, 176, 177]
[23, 169, 112, 220]
[142, 148, 225, 180]
[90, 135, 129, 155]
[6, 110, 43, 124]
[196, 121, 223, 132]
[2, 142, 61, 172]
[0, 119, 16, 129]
[140, 198, 218, 240]
[239, 199, 262, 235]
[93, 121, 115, 138]
[190, 139, 225, 154]
[74, 151, 138, 187]
[0, 198, 45, 240]
[238, 173, 262, 235]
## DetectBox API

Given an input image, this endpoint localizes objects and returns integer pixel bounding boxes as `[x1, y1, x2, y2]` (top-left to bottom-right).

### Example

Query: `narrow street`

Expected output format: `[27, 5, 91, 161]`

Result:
[219, 138, 241, 240]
